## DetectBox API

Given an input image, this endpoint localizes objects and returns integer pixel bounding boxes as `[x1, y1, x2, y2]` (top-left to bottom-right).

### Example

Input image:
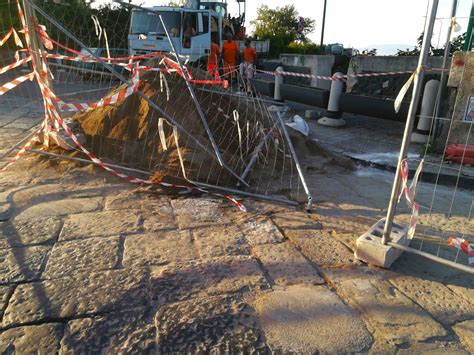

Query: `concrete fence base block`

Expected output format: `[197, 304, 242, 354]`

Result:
[354, 218, 411, 268]
[268, 105, 290, 112]
[305, 110, 321, 119]
[410, 132, 430, 144]
[318, 117, 346, 128]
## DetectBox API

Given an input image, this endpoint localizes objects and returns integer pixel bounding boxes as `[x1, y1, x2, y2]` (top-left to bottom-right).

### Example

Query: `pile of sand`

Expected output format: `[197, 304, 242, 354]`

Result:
[73, 67, 278, 185]
[71, 65, 354, 189]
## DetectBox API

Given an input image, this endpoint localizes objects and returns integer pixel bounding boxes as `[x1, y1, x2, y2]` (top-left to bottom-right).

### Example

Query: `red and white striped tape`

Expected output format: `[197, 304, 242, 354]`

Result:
[257, 69, 416, 81]
[49, 67, 140, 112]
[44, 53, 176, 73]
[36, 28, 165, 62]
[0, 72, 34, 95]
[0, 28, 23, 47]
[0, 55, 31, 74]
[1, 5, 245, 211]
[399, 159, 423, 239]
[36, 26, 227, 86]
[448, 237, 474, 267]
[35, 74, 246, 211]
[0, 124, 43, 172]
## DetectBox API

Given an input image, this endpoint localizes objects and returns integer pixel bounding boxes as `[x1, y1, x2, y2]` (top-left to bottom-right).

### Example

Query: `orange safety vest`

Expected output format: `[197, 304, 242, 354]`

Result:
[208, 42, 220, 65]
[242, 46, 256, 63]
[223, 41, 238, 64]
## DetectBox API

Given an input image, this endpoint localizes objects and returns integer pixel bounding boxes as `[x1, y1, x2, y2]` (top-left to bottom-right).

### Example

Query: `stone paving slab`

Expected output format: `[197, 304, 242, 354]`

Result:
[11, 184, 104, 209]
[446, 276, 474, 305]
[171, 198, 232, 229]
[123, 231, 197, 267]
[397, 340, 470, 354]
[0, 286, 12, 318]
[0, 222, 15, 249]
[44, 236, 120, 278]
[453, 319, 474, 353]
[271, 211, 323, 232]
[61, 308, 156, 354]
[324, 267, 447, 345]
[0, 171, 32, 189]
[142, 206, 177, 232]
[284, 229, 361, 268]
[104, 190, 166, 211]
[388, 274, 474, 326]
[252, 242, 324, 286]
[192, 224, 250, 258]
[0, 246, 49, 284]
[150, 256, 269, 303]
[0, 203, 10, 221]
[2, 269, 148, 327]
[0, 217, 62, 248]
[60, 210, 141, 241]
[254, 285, 373, 353]
[237, 215, 285, 245]
[155, 295, 267, 353]
[13, 197, 103, 221]
[105, 191, 177, 231]
[0, 323, 63, 354]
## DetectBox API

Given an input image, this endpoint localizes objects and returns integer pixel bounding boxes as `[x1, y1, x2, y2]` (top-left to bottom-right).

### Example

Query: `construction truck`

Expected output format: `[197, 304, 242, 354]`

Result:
[128, 0, 269, 62]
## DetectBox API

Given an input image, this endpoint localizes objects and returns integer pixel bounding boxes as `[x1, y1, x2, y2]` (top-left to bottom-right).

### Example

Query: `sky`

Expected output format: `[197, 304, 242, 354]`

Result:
[142, 0, 473, 54]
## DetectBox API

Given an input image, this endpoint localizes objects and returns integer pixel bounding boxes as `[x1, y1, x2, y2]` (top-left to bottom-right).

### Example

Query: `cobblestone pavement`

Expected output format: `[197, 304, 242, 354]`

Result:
[0, 122, 473, 353]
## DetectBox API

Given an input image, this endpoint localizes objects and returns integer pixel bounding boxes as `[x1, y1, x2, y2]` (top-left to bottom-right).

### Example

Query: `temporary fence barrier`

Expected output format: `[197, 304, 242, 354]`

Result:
[378, 0, 474, 274]
[0, 0, 313, 211]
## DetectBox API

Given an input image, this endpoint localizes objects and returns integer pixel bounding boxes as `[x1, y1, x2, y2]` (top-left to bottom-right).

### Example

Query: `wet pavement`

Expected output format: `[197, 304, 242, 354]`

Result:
[305, 108, 474, 188]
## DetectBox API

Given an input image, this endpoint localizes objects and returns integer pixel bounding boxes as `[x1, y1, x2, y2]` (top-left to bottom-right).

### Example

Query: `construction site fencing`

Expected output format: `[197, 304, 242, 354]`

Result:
[1, 0, 472, 273]
[382, 0, 473, 274]
[0, 0, 311, 210]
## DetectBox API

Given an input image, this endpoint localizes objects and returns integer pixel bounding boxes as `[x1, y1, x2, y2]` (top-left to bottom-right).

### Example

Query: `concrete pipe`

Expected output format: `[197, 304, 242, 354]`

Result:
[318, 72, 346, 127]
[274, 66, 284, 102]
[411, 79, 440, 144]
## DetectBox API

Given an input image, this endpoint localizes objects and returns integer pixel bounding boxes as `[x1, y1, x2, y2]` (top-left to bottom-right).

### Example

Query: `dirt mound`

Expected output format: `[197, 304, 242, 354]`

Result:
[71, 65, 353, 190]
[73, 68, 272, 185]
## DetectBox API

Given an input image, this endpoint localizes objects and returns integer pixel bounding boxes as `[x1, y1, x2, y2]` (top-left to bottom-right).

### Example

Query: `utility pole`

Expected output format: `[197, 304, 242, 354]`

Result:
[320, 0, 327, 47]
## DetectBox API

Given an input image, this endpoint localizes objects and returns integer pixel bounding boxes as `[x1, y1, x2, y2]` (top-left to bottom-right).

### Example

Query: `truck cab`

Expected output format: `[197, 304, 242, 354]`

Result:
[128, 0, 269, 63]
[129, 6, 222, 62]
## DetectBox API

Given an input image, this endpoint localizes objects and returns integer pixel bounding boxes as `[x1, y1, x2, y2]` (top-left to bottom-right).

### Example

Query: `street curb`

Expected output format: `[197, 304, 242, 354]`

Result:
[349, 156, 474, 191]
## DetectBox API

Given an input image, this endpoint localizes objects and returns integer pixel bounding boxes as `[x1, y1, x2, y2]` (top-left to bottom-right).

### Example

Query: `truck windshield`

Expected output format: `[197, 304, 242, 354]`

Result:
[130, 11, 181, 36]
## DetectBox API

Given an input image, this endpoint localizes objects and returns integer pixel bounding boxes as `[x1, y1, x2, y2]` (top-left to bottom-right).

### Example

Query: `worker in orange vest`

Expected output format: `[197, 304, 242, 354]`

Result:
[240, 38, 257, 93]
[240, 38, 257, 78]
[207, 35, 220, 79]
[222, 33, 238, 82]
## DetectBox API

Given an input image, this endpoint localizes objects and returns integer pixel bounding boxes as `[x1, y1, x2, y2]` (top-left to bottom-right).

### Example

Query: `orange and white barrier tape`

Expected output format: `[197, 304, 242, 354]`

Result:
[36, 28, 164, 62]
[49, 67, 140, 112]
[36, 27, 227, 86]
[44, 53, 176, 73]
[447, 237, 474, 267]
[35, 24, 53, 50]
[0, 125, 42, 172]
[0, 72, 34, 95]
[257, 69, 415, 82]
[36, 75, 246, 211]
[1, 5, 245, 211]
[399, 159, 424, 239]
[0, 28, 23, 48]
[0, 55, 32, 74]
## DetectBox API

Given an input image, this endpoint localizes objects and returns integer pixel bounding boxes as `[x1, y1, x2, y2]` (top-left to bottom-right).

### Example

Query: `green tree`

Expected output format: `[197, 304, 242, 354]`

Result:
[251, 5, 315, 57]
[397, 32, 466, 56]
[285, 41, 322, 55]
[0, 1, 22, 49]
[167, 0, 187, 6]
